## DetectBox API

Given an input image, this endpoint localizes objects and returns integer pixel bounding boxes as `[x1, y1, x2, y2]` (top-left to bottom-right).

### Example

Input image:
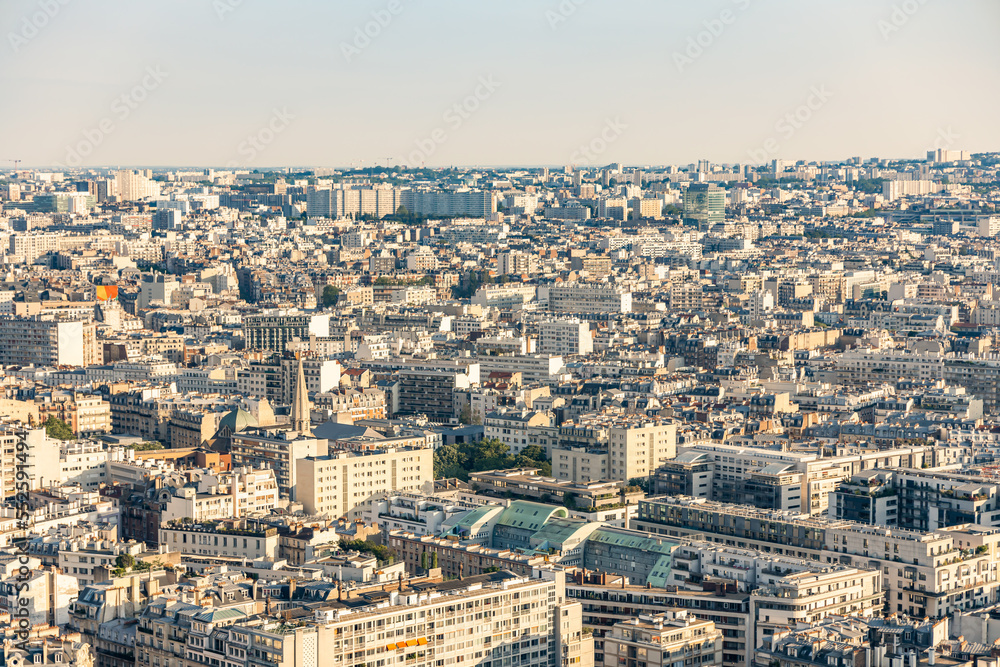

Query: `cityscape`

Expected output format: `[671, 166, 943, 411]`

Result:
[3, 3, 1000, 667]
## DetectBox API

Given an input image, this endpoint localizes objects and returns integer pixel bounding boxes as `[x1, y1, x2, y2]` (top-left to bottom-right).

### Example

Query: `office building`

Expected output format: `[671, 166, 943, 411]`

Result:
[683, 183, 725, 229]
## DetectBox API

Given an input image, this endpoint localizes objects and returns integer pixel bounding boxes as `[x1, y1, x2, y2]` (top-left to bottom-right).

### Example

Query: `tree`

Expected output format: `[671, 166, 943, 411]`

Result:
[131, 442, 163, 451]
[433, 443, 464, 479]
[114, 553, 135, 571]
[431, 552, 438, 569]
[627, 476, 651, 493]
[421, 551, 428, 570]
[459, 405, 473, 425]
[339, 538, 394, 564]
[43, 416, 74, 440]
[322, 284, 340, 307]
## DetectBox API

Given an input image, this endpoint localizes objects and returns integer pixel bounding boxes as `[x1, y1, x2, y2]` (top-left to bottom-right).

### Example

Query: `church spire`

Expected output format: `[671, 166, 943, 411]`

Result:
[291, 353, 312, 435]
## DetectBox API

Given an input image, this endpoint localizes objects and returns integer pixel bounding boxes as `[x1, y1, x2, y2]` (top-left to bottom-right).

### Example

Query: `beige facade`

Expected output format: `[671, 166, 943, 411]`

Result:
[602, 612, 723, 667]
[296, 446, 433, 519]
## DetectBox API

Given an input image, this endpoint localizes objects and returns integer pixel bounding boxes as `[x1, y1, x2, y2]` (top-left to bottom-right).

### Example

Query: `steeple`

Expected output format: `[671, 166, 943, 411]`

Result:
[291, 353, 312, 435]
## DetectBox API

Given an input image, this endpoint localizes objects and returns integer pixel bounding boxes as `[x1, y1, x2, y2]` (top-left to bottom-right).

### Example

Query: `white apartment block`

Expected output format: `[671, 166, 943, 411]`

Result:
[0, 317, 97, 367]
[296, 446, 433, 519]
[160, 467, 280, 523]
[538, 318, 592, 357]
[539, 283, 632, 314]
[475, 354, 565, 385]
[835, 349, 944, 386]
[159, 522, 280, 560]
[471, 283, 538, 309]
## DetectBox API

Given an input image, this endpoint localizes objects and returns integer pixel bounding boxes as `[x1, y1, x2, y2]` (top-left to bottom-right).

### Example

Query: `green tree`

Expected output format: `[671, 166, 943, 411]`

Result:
[114, 553, 135, 570]
[431, 552, 438, 569]
[458, 405, 473, 425]
[421, 551, 428, 570]
[43, 416, 74, 440]
[339, 539, 395, 564]
[131, 442, 163, 451]
[433, 443, 464, 479]
[322, 284, 340, 307]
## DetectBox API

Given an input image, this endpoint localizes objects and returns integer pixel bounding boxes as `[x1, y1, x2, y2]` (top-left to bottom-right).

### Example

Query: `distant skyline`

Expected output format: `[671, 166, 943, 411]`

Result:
[2, 0, 998, 169]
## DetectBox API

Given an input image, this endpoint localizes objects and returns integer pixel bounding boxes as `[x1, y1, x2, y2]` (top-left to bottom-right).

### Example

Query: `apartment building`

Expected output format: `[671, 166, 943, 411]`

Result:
[475, 354, 565, 385]
[160, 467, 280, 523]
[554, 413, 676, 483]
[243, 312, 331, 353]
[396, 363, 478, 420]
[401, 189, 496, 216]
[834, 348, 945, 387]
[60, 440, 110, 490]
[365, 491, 478, 536]
[0, 316, 98, 366]
[538, 318, 593, 357]
[472, 283, 538, 309]
[140, 568, 588, 667]
[565, 570, 753, 667]
[635, 496, 1000, 619]
[659, 442, 929, 516]
[497, 251, 539, 277]
[484, 411, 556, 454]
[230, 429, 328, 499]
[832, 468, 1000, 532]
[296, 445, 433, 519]
[601, 612, 723, 667]
[159, 520, 280, 560]
[539, 283, 632, 314]
[236, 356, 342, 403]
[313, 388, 387, 420]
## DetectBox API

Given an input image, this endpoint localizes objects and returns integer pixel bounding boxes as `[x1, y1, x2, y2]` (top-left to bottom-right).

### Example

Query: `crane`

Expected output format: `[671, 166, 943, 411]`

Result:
[4, 159, 21, 170]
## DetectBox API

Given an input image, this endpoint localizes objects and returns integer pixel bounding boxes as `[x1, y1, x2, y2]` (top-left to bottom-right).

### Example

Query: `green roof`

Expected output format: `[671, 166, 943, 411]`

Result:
[528, 517, 599, 550]
[444, 506, 504, 536]
[495, 501, 568, 532]
[588, 528, 677, 554]
[195, 607, 248, 623]
[218, 407, 258, 433]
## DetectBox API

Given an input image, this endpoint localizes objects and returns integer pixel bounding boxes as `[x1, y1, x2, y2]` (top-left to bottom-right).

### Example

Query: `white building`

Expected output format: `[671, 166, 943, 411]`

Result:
[538, 318, 593, 356]
[539, 283, 632, 314]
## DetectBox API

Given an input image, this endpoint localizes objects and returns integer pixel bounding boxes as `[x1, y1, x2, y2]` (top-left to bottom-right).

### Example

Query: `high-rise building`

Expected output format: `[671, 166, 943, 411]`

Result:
[538, 318, 592, 356]
[0, 316, 97, 367]
[683, 183, 725, 230]
[115, 169, 159, 201]
[297, 444, 433, 518]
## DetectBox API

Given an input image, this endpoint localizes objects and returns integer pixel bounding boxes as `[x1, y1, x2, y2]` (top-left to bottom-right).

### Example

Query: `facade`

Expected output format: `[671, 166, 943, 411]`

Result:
[683, 183, 725, 230]
[397, 364, 477, 420]
[538, 318, 593, 356]
[539, 283, 632, 314]
[635, 496, 1000, 619]
[295, 445, 433, 518]
[0, 316, 97, 366]
[230, 429, 327, 498]
[601, 612, 723, 667]
[159, 520, 280, 559]
[159, 467, 280, 523]
[243, 312, 331, 353]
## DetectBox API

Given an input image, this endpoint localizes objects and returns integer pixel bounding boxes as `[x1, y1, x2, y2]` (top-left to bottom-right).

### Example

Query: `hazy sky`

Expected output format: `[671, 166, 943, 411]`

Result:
[2, 0, 997, 169]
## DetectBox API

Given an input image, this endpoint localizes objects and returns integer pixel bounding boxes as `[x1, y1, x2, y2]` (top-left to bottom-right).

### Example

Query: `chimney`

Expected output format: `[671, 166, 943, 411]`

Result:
[928, 648, 935, 666]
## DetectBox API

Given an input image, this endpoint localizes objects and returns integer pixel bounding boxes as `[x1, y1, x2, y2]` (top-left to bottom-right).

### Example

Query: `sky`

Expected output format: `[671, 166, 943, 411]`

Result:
[1, 0, 998, 169]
